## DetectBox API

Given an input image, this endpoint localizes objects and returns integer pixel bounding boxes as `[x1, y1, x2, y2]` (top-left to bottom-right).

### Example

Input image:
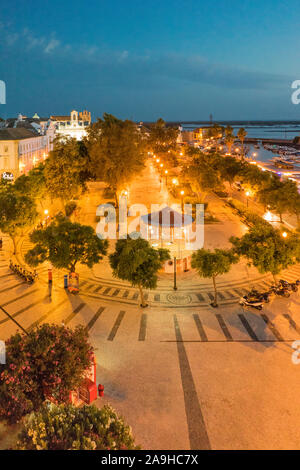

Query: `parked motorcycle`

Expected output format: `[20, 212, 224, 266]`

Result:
[239, 295, 263, 310]
[246, 288, 270, 303]
[269, 284, 290, 298]
[279, 279, 300, 293]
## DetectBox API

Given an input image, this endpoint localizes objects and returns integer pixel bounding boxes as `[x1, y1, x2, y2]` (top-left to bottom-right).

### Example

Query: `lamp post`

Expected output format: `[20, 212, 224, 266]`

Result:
[180, 190, 185, 212]
[173, 257, 177, 290]
[165, 170, 168, 185]
[245, 191, 250, 208]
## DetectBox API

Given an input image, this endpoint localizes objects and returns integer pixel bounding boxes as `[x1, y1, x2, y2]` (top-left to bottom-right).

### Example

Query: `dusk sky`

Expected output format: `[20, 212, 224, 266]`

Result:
[1, 0, 300, 121]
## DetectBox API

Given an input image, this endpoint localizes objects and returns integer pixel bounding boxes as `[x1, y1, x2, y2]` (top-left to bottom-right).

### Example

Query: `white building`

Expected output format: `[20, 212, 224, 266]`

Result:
[51, 110, 91, 140]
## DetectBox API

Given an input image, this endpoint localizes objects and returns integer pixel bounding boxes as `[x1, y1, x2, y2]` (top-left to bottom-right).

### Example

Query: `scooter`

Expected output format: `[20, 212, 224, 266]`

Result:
[239, 295, 263, 310]
[269, 284, 290, 298]
[247, 288, 270, 303]
[279, 279, 299, 292]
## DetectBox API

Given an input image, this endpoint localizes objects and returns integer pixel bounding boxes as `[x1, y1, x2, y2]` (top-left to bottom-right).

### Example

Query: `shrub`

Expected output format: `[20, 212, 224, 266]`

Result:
[64, 201, 77, 217]
[0, 324, 93, 424]
[16, 403, 140, 450]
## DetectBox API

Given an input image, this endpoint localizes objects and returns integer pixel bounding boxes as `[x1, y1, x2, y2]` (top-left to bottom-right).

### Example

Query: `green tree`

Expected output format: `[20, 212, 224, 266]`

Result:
[187, 156, 222, 202]
[87, 113, 145, 207]
[44, 137, 90, 207]
[25, 216, 108, 272]
[225, 125, 234, 137]
[257, 178, 298, 222]
[192, 248, 239, 307]
[147, 118, 179, 154]
[109, 237, 170, 307]
[0, 324, 93, 423]
[237, 128, 248, 157]
[14, 163, 47, 210]
[0, 187, 38, 254]
[230, 224, 300, 283]
[16, 403, 139, 450]
[224, 134, 235, 154]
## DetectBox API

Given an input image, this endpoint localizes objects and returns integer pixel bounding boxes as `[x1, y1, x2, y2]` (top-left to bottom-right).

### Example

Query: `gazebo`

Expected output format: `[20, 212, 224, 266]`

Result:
[140, 206, 194, 273]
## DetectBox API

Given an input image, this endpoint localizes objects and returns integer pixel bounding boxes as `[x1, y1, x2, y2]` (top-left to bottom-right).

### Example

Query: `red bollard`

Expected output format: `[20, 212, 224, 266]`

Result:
[98, 384, 104, 397]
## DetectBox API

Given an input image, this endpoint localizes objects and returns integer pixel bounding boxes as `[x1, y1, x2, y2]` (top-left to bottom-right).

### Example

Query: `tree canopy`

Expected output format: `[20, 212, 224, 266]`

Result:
[147, 118, 179, 154]
[25, 216, 108, 272]
[44, 137, 91, 204]
[109, 237, 170, 307]
[230, 224, 300, 281]
[0, 186, 38, 253]
[191, 248, 239, 306]
[87, 113, 145, 206]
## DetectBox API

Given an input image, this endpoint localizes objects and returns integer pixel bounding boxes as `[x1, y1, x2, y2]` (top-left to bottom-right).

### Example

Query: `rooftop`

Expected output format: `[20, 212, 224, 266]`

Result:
[0, 128, 38, 141]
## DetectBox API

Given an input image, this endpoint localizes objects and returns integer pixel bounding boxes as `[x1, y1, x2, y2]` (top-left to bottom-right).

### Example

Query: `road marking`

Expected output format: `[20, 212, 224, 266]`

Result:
[1, 288, 40, 307]
[0, 282, 25, 293]
[238, 314, 259, 341]
[86, 306, 105, 331]
[107, 310, 125, 341]
[283, 314, 300, 335]
[64, 303, 86, 325]
[93, 285, 103, 293]
[138, 313, 147, 341]
[260, 314, 284, 342]
[193, 314, 208, 342]
[173, 315, 211, 450]
[196, 293, 205, 301]
[215, 314, 233, 341]
[0, 297, 46, 325]
[28, 299, 68, 330]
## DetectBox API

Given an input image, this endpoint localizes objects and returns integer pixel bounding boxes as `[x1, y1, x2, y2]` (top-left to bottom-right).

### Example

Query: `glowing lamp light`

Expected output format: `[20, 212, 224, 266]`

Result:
[282, 232, 288, 238]
[180, 190, 185, 196]
[245, 191, 250, 197]
[263, 211, 274, 222]
[156, 159, 160, 163]
[172, 178, 178, 185]
[44, 209, 49, 216]
[165, 170, 168, 174]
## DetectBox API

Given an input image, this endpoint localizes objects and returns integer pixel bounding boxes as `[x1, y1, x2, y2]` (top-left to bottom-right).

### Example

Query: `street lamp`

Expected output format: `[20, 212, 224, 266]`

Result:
[156, 158, 160, 163]
[165, 170, 168, 185]
[180, 190, 185, 212]
[44, 209, 49, 216]
[172, 178, 178, 185]
[282, 231, 288, 238]
[245, 191, 250, 208]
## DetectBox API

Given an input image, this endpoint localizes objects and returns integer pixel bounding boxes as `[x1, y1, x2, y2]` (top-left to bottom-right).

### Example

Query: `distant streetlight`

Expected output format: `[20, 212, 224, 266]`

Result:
[44, 209, 49, 216]
[180, 190, 185, 212]
[165, 170, 168, 184]
[172, 178, 178, 185]
[245, 191, 250, 208]
[282, 231, 288, 238]
[156, 158, 160, 163]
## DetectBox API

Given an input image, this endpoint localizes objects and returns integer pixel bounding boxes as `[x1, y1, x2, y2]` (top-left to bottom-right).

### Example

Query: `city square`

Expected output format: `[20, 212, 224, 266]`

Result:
[1, 0, 300, 455]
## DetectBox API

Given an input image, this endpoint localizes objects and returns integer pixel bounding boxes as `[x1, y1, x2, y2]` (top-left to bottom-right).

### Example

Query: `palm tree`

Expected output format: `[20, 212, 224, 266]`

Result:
[224, 134, 235, 155]
[237, 128, 248, 158]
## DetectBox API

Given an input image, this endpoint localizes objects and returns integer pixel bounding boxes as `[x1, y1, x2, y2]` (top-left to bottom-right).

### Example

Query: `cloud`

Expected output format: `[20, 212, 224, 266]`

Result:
[0, 24, 291, 92]
[44, 39, 60, 54]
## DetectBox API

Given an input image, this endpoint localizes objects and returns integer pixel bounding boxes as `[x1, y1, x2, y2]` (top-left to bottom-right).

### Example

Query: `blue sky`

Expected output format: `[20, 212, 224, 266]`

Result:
[1, 0, 300, 120]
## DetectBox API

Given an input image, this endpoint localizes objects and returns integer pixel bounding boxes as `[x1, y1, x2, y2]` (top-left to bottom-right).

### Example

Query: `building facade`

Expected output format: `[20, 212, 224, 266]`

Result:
[51, 110, 91, 140]
[0, 126, 55, 180]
